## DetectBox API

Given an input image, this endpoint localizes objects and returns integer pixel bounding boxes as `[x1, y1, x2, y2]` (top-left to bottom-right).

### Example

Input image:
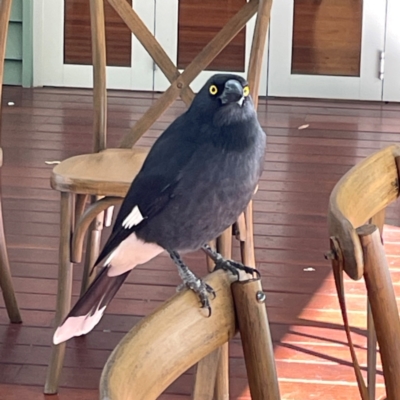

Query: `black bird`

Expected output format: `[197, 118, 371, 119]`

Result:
[53, 73, 266, 344]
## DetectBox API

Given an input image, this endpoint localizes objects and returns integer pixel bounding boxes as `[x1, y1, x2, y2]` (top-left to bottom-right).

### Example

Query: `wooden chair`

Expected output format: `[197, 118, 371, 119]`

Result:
[100, 270, 280, 400]
[327, 144, 400, 400]
[45, 0, 273, 394]
[0, 0, 22, 324]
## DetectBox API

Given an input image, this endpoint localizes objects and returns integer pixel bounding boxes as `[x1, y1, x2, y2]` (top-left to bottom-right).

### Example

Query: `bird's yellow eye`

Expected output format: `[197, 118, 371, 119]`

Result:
[209, 85, 218, 95]
[243, 85, 250, 97]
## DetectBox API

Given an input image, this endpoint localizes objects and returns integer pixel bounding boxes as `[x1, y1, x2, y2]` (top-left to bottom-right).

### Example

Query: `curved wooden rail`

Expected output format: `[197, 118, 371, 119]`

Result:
[100, 270, 237, 400]
[328, 144, 400, 280]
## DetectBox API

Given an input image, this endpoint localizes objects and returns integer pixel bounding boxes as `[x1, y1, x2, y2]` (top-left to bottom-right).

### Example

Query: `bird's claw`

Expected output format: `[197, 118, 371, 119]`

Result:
[178, 278, 216, 317]
[215, 258, 260, 280]
[198, 284, 215, 317]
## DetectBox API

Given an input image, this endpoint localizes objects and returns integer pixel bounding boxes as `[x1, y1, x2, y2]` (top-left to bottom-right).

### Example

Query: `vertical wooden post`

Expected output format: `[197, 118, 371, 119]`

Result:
[366, 210, 384, 400]
[232, 278, 280, 400]
[0, 190, 21, 322]
[0, 0, 21, 324]
[80, 197, 104, 296]
[80, 223, 102, 295]
[213, 229, 232, 400]
[357, 224, 400, 400]
[87, 0, 107, 288]
[0, 0, 13, 105]
[241, 201, 256, 267]
[366, 300, 376, 400]
[192, 347, 222, 400]
[90, 0, 107, 153]
[247, 0, 273, 108]
[206, 239, 217, 272]
[193, 229, 232, 400]
[45, 192, 74, 394]
[74, 194, 88, 229]
[242, 0, 273, 267]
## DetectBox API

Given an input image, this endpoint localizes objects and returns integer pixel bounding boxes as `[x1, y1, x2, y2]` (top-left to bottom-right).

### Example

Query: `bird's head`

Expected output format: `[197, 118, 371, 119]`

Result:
[189, 74, 255, 126]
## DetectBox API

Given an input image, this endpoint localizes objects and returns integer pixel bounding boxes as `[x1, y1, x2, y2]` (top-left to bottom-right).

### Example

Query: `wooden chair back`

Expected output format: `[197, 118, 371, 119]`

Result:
[327, 144, 400, 399]
[328, 144, 400, 280]
[89, 0, 267, 151]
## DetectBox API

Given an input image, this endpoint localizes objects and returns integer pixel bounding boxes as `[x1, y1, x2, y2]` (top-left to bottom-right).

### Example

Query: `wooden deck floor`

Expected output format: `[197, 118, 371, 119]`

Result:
[1, 86, 400, 399]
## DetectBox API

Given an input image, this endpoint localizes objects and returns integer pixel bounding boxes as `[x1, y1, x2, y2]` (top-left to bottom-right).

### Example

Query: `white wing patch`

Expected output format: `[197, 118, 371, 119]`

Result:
[122, 205, 144, 229]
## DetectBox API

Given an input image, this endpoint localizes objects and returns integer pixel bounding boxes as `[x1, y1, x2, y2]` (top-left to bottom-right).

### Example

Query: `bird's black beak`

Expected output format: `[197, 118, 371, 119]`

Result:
[219, 79, 244, 106]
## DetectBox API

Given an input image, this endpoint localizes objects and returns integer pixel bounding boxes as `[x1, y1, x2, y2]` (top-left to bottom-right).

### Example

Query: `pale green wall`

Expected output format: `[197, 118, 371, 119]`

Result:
[4, 0, 33, 87]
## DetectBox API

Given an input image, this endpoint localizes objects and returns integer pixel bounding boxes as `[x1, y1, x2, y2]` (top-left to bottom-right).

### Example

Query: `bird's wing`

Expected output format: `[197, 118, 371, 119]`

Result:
[95, 122, 200, 267]
[95, 173, 179, 264]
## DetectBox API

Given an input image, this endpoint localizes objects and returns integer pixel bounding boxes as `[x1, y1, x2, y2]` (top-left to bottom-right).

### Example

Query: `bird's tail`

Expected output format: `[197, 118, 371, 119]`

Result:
[53, 267, 129, 345]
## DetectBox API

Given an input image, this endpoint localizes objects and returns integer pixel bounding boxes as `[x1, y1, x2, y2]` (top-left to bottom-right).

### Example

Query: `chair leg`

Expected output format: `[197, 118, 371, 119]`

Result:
[44, 192, 74, 394]
[214, 228, 232, 400]
[235, 212, 247, 242]
[367, 300, 376, 400]
[103, 205, 115, 227]
[358, 224, 400, 399]
[194, 229, 231, 400]
[0, 195, 21, 323]
[213, 341, 229, 400]
[80, 202, 104, 296]
[192, 347, 222, 400]
[74, 194, 88, 230]
[206, 239, 217, 272]
[80, 219, 102, 296]
[231, 278, 280, 399]
[368, 205, 383, 399]
[240, 201, 256, 267]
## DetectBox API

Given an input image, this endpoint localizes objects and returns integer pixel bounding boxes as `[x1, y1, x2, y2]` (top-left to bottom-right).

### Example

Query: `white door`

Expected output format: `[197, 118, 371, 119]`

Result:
[383, 0, 400, 101]
[153, 0, 268, 95]
[33, 0, 154, 90]
[267, 0, 387, 101]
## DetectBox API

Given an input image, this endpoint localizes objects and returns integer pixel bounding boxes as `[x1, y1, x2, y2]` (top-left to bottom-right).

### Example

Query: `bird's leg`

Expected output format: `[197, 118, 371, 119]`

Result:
[169, 250, 216, 316]
[202, 244, 260, 279]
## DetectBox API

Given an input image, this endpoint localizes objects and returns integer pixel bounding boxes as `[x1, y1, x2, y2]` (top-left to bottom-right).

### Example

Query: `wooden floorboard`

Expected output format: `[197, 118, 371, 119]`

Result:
[1, 86, 400, 399]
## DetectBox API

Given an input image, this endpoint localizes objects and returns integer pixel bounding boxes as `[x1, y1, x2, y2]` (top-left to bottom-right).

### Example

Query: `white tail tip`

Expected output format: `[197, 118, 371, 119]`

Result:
[53, 306, 106, 345]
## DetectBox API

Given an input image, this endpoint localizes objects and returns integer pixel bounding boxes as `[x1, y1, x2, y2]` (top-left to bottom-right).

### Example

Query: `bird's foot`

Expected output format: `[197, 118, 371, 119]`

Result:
[202, 244, 260, 280]
[215, 258, 260, 280]
[170, 250, 216, 316]
[177, 274, 216, 316]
